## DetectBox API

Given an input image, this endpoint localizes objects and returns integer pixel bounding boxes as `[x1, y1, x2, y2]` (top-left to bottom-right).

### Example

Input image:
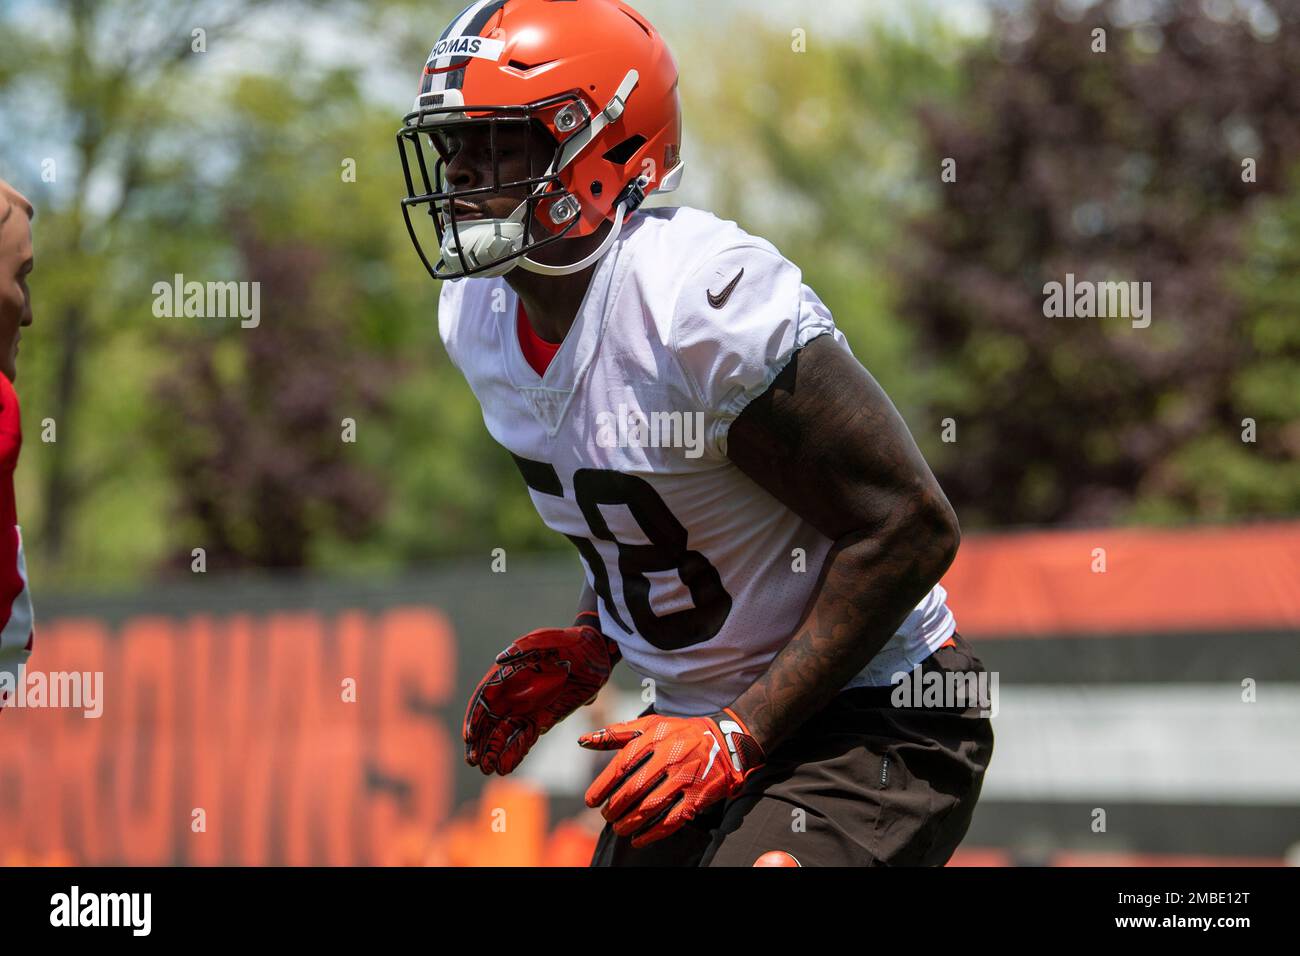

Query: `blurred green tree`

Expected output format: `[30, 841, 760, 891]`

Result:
[1, 0, 286, 583]
[1, 0, 555, 585]
[896, 0, 1300, 527]
[1136, 174, 1300, 520]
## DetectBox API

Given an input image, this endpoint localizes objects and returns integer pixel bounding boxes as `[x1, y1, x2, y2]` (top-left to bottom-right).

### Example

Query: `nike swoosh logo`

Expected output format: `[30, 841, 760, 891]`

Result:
[707, 268, 744, 309]
[701, 730, 721, 779]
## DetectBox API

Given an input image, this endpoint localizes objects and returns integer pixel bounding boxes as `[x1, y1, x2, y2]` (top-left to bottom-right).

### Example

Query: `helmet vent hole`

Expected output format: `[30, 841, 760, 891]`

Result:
[621, 9, 653, 36]
[506, 58, 556, 73]
[602, 135, 647, 165]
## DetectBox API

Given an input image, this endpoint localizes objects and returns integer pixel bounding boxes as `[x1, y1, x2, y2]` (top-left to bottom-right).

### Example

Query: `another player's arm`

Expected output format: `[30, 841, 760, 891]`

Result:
[724, 334, 960, 752]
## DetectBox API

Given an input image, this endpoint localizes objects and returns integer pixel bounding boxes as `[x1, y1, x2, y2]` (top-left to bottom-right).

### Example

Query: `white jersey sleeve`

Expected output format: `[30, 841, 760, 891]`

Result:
[670, 242, 845, 457]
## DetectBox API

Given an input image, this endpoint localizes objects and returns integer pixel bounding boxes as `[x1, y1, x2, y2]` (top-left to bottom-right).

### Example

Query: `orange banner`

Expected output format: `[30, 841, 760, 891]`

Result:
[0, 607, 456, 865]
[943, 521, 1300, 636]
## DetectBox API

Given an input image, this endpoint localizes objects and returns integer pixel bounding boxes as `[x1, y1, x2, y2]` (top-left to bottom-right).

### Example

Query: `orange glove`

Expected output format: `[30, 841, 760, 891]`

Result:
[463, 613, 619, 775]
[579, 708, 765, 848]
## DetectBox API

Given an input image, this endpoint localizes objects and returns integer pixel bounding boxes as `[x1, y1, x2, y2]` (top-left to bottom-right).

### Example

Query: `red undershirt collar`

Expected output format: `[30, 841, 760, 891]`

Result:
[516, 300, 562, 376]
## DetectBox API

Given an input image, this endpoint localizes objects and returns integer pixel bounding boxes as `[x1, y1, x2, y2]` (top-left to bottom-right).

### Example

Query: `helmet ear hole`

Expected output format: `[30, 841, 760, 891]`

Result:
[602, 135, 647, 166]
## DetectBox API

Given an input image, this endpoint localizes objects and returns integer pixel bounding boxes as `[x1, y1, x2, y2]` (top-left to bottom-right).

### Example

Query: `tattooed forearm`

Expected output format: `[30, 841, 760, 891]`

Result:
[731, 504, 956, 751]
[725, 334, 959, 752]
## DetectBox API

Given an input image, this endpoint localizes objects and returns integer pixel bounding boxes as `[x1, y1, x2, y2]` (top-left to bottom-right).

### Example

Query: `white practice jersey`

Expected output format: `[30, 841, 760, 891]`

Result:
[439, 206, 955, 716]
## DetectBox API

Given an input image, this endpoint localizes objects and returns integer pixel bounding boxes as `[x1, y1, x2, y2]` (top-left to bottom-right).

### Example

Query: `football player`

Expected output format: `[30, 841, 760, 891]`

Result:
[0, 179, 36, 712]
[398, 0, 993, 865]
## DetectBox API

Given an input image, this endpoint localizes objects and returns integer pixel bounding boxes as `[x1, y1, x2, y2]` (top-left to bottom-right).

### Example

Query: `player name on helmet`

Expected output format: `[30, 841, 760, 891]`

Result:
[426, 36, 505, 64]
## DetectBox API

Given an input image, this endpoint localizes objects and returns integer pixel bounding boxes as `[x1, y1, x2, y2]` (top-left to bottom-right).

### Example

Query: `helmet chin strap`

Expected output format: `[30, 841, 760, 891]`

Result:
[516, 198, 629, 277]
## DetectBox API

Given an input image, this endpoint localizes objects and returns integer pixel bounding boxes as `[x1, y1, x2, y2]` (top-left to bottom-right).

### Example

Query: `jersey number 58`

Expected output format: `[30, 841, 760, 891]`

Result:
[513, 456, 733, 651]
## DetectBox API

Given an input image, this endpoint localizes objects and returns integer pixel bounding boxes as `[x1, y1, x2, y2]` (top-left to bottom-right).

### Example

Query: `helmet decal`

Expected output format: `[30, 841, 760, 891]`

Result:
[420, 0, 511, 98]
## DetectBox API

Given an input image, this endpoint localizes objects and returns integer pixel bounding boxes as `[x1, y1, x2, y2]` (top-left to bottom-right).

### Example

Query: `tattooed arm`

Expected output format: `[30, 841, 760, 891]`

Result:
[724, 334, 960, 752]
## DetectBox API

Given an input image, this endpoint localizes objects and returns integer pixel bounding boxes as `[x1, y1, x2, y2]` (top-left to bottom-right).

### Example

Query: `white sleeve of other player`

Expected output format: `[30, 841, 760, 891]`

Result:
[0, 527, 33, 710]
[670, 242, 846, 458]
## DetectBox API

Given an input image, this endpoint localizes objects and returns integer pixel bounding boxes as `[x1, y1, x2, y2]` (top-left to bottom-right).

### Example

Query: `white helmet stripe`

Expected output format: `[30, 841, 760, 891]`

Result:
[424, 0, 503, 95]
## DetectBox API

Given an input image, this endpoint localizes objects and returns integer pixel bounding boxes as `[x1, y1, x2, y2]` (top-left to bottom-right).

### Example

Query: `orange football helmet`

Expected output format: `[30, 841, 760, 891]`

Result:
[397, 0, 684, 280]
